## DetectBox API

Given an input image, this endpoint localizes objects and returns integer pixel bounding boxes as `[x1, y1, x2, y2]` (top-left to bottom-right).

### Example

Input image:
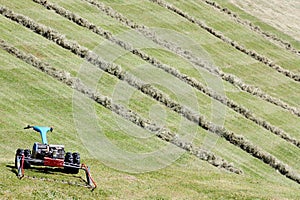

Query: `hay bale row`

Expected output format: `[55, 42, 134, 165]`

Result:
[202, 0, 300, 56]
[32, 0, 300, 149]
[217, 125, 300, 183]
[121, 68, 300, 180]
[83, 0, 145, 30]
[149, 0, 300, 82]
[0, 39, 242, 174]
[220, 71, 300, 117]
[0, 6, 128, 80]
[33, 0, 134, 52]
[54, 0, 300, 182]
[27, 2, 209, 128]
[38, 0, 300, 148]
[83, 0, 300, 119]
[4, 6, 300, 183]
[132, 47, 300, 148]
[0, 6, 192, 126]
[172, 138, 242, 174]
[82, 0, 207, 71]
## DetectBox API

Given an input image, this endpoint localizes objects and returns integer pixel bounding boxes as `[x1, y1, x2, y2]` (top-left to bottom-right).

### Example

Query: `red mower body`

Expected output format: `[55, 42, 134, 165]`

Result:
[44, 157, 64, 167]
[15, 125, 97, 189]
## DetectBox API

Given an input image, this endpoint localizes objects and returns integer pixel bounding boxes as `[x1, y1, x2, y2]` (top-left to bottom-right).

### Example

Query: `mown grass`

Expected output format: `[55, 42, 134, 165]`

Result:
[46, 0, 300, 145]
[212, 0, 300, 51]
[52, 0, 300, 130]
[166, 0, 300, 69]
[1, 0, 300, 199]
[81, 0, 297, 167]
[97, 0, 300, 115]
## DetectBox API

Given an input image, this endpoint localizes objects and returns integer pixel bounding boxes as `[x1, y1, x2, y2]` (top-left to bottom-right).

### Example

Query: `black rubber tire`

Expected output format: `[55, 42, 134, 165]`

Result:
[64, 152, 73, 163]
[64, 152, 73, 173]
[23, 149, 31, 168]
[15, 149, 23, 169]
[71, 152, 80, 174]
[64, 152, 81, 174]
[72, 152, 80, 165]
[15, 149, 31, 169]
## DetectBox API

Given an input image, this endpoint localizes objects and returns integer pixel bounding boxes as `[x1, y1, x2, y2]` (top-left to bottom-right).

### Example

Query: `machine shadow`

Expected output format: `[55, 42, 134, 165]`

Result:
[6, 164, 87, 183]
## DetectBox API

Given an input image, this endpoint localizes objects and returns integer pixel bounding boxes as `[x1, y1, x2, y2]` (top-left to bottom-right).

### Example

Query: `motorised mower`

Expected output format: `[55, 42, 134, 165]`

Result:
[15, 125, 97, 189]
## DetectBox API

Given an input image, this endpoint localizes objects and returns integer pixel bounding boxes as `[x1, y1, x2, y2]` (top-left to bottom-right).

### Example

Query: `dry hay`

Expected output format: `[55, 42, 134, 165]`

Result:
[149, 0, 300, 82]
[201, 0, 300, 56]
[0, 38, 241, 174]
[2, 5, 300, 183]
[83, 0, 300, 119]
[230, 0, 300, 42]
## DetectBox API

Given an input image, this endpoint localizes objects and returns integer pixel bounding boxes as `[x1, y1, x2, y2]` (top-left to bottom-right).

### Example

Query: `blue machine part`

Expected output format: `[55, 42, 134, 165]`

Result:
[32, 126, 52, 144]
[33, 142, 38, 152]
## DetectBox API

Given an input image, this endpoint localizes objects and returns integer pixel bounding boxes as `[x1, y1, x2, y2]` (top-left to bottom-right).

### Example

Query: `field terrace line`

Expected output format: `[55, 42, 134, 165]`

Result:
[0, 39, 242, 173]
[82, 0, 300, 121]
[1, 6, 300, 184]
[32, 0, 300, 149]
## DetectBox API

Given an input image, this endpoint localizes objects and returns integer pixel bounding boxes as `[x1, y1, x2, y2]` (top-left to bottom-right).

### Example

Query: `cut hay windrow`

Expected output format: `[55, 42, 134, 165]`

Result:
[83, 0, 300, 120]
[33, 0, 300, 149]
[2, 6, 300, 184]
[199, 0, 300, 56]
[0, 39, 241, 174]
[148, 0, 300, 83]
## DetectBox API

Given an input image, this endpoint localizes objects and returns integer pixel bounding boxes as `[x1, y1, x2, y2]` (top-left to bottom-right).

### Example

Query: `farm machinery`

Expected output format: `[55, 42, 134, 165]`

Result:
[15, 125, 97, 189]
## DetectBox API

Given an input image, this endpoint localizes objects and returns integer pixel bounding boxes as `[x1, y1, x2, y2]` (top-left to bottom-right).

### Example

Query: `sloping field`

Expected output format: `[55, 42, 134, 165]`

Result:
[230, 0, 300, 42]
[1, 0, 300, 199]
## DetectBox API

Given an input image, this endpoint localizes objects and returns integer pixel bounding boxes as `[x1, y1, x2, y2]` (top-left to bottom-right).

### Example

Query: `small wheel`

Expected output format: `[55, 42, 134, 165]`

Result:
[71, 152, 80, 174]
[64, 152, 73, 164]
[15, 149, 24, 169]
[23, 149, 31, 168]
[72, 152, 80, 165]
[64, 152, 73, 173]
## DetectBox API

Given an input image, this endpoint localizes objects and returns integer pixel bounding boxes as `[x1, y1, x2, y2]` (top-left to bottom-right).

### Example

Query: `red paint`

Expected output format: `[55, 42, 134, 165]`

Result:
[44, 157, 64, 167]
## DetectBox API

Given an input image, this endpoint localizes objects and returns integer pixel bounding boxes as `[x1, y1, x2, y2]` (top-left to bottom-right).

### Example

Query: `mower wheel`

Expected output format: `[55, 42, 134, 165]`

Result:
[15, 149, 31, 169]
[23, 149, 31, 168]
[71, 152, 80, 174]
[64, 152, 73, 164]
[72, 152, 80, 165]
[64, 152, 74, 173]
[64, 152, 80, 174]
[15, 149, 24, 169]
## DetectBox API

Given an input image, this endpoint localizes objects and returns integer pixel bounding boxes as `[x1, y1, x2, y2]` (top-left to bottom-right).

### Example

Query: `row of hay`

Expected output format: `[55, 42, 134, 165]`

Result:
[201, 0, 300, 56]
[32, 0, 134, 52]
[83, 0, 300, 120]
[3, 6, 300, 183]
[0, 38, 241, 174]
[149, 0, 300, 82]
[35, 0, 300, 149]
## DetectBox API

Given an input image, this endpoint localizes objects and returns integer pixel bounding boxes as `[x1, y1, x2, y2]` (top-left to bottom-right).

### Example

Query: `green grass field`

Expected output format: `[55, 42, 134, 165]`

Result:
[1, 0, 300, 199]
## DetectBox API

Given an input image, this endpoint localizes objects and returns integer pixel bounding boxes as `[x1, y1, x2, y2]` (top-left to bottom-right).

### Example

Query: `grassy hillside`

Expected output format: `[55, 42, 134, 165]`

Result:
[1, 0, 300, 199]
